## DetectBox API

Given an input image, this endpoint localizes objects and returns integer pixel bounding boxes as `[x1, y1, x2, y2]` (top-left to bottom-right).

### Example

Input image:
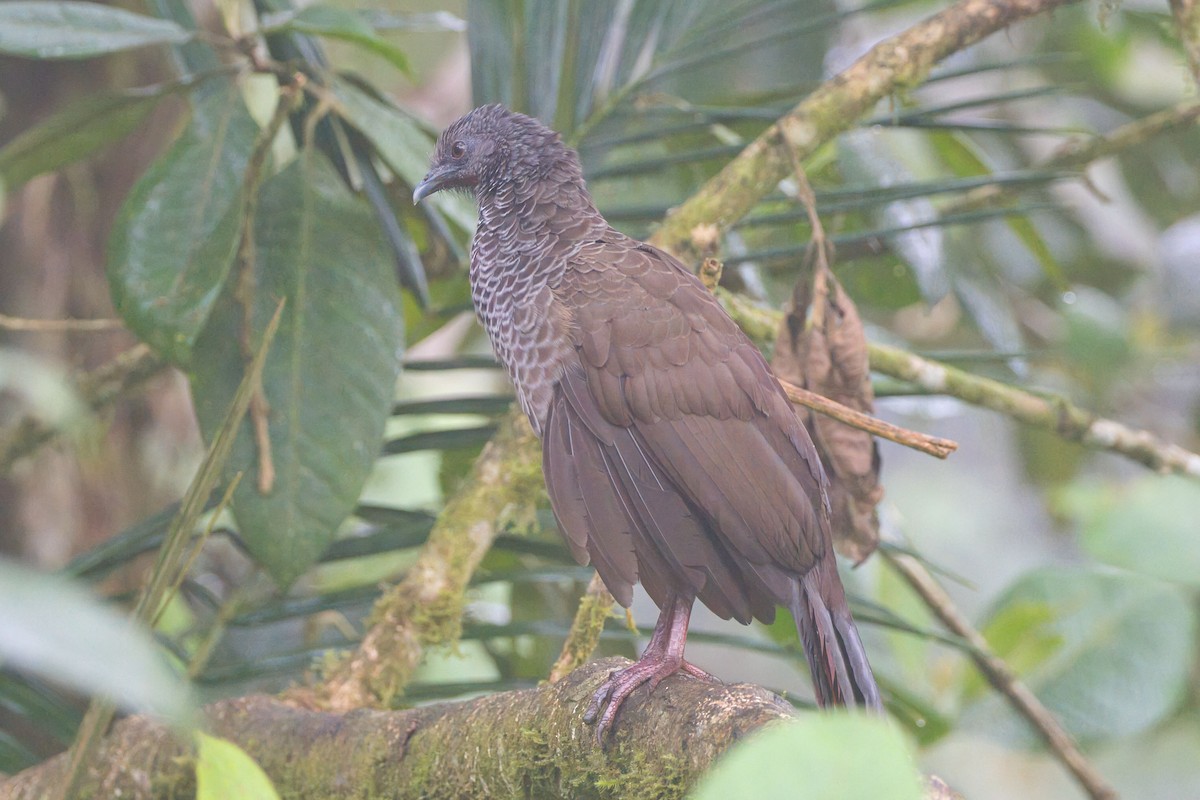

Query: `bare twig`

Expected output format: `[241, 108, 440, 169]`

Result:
[0, 314, 124, 332]
[0, 345, 166, 473]
[549, 572, 616, 683]
[233, 85, 299, 495]
[779, 378, 957, 458]
[884, 550, 1118, 800]
[867, 340, 1200, 477]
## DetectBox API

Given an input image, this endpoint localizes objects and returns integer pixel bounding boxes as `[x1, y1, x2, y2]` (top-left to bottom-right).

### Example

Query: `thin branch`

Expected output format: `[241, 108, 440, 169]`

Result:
[718, 289, 1200, 479]
[648, 0, 1082, 263]
[780, 378, 957, 458]
[0, 314, 124, 332]
[1170, 0, 1200, 88]
[549, 572, 616, 683]
[0, 345, 167, 473]
[233, 83, 299, 496]
[884, 550, 1117, 800]
[944, 99, 1200, 215]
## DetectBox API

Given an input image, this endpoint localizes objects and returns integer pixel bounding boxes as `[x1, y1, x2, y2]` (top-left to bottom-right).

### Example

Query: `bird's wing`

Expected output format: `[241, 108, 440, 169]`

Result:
[553, 234, 830, 580]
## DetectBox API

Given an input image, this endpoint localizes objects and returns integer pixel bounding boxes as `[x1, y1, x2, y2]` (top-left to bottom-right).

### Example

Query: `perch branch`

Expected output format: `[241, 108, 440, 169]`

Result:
[2, 660, 794, 800]
[884, 550, 1117, 800]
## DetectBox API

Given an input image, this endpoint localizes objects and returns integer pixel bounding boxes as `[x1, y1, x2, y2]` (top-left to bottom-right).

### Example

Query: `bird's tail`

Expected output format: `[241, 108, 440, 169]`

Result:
[790, 558, 882, 710]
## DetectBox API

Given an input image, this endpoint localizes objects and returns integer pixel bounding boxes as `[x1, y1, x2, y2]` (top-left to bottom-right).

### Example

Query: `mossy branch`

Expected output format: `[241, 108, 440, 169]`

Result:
[1170, 0, 1200, 87]
[943, 98, 1200, 215]
[305, 410, 544, 711]
[2, 660, 794, 800]
[648, 0, 1082, 264]
[719, 289, 1200, 479]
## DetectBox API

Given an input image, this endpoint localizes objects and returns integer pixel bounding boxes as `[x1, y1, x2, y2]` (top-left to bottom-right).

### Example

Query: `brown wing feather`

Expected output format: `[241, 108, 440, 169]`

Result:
[556, 234, 830, 587]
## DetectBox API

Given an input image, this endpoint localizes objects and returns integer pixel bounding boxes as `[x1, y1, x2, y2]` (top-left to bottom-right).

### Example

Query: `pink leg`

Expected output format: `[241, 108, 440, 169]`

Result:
[583, 594, 715, 743]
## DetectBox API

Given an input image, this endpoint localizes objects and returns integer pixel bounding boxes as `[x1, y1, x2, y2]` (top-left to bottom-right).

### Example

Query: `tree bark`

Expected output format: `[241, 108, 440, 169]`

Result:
[1, 659, 794, 800]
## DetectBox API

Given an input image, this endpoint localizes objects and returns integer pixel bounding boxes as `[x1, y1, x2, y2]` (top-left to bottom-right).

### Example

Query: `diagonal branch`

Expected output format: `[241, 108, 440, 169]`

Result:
[649, 0, 1082, 264]
[305, 411, 544, 711]
[884, 550, 1117, 800]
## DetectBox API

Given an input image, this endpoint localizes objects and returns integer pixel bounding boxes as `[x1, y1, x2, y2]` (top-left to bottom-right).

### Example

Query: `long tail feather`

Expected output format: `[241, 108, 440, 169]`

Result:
[790, 560, 882, 710]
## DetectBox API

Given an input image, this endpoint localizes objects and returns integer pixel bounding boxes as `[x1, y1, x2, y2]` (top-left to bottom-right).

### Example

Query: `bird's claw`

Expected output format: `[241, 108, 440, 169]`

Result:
[584, 658, 716, 745]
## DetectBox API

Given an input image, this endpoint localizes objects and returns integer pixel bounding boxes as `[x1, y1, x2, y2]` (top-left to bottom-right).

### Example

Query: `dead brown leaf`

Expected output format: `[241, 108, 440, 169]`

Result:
[773, 266, 883, 563]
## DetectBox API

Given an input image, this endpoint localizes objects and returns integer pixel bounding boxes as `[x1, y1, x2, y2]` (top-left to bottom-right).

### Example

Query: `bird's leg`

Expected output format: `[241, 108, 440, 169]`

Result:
[583, 593, 715, 742]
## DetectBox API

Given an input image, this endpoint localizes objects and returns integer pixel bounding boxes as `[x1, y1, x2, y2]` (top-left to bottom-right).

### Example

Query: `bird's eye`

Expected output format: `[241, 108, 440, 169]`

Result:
[450, 140, 466, 158]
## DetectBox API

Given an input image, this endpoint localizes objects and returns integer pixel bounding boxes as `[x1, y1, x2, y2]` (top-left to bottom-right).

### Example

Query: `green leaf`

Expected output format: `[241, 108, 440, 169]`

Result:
[108, 83, 260, 364]
[0, 558, 192, 723]
[689, 715, 923, 800]
[265, 5, 409, 74]
[330, 79, 476, 231]
[965, 567, 1195, 746]
[0, 1, 190, 59]
[1077, 476, 1200, 585]
[0, 86, 168, 189]
[195, 732, 281, 800]
[190, 156, 403, 587]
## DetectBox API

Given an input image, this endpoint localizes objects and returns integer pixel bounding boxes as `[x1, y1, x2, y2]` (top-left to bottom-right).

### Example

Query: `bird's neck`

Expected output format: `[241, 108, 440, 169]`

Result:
[476, 170, 604, 242]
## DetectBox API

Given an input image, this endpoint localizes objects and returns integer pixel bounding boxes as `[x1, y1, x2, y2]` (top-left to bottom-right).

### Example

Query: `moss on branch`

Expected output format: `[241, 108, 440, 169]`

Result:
[2, 660, 794, 800]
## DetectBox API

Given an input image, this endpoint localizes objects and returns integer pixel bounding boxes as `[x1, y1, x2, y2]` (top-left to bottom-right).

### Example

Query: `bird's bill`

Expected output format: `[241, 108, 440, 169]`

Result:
[412, 166, 456, 204]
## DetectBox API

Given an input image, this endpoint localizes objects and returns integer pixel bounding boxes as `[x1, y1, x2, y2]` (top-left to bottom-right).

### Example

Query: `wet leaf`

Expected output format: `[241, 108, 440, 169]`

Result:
[964, 567, 1194, 746]
[0, 1, 189, 60]
[190, 156, 403, 587]
[689, 714, 923, 800]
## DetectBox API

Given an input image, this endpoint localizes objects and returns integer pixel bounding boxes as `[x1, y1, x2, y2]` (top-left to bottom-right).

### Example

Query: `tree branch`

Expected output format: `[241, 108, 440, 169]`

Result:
[0, 344, 167, 473]
[2, 660, 794, 800]
[883, 550, 1117, 800]
[304, 411, 544, 711]
[719, 289, 1200, 479]
[550, 572, 617, 683]
[648, 0, 1082, 264]
[1170, 0, 1200, 87]
[943, 98, 1200, 215]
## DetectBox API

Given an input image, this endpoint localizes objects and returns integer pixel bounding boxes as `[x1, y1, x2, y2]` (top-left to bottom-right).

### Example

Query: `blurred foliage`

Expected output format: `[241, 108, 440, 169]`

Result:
[0, 0, 1199, 798]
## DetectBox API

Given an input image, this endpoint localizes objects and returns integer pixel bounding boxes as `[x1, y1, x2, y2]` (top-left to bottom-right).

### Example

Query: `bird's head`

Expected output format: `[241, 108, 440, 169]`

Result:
[413, 104, 572, 204]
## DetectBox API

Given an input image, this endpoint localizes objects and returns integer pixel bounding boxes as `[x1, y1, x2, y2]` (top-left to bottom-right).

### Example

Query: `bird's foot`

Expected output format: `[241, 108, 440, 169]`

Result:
[583, 656, 715, 744]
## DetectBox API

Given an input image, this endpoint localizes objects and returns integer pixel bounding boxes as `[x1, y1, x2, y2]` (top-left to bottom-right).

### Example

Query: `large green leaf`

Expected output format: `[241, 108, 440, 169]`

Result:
[964, 567, 1195, 746]
[108, 82, 260, 364]
[1072, 476, 1200, 586]
[190, 156, 403, 587]
[689, 715, 923, 800]
[0, 558, 192, 723]
[0, 86, 168, 190]
[0, 1, 190, 59]
[262, 5, 409, 74]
